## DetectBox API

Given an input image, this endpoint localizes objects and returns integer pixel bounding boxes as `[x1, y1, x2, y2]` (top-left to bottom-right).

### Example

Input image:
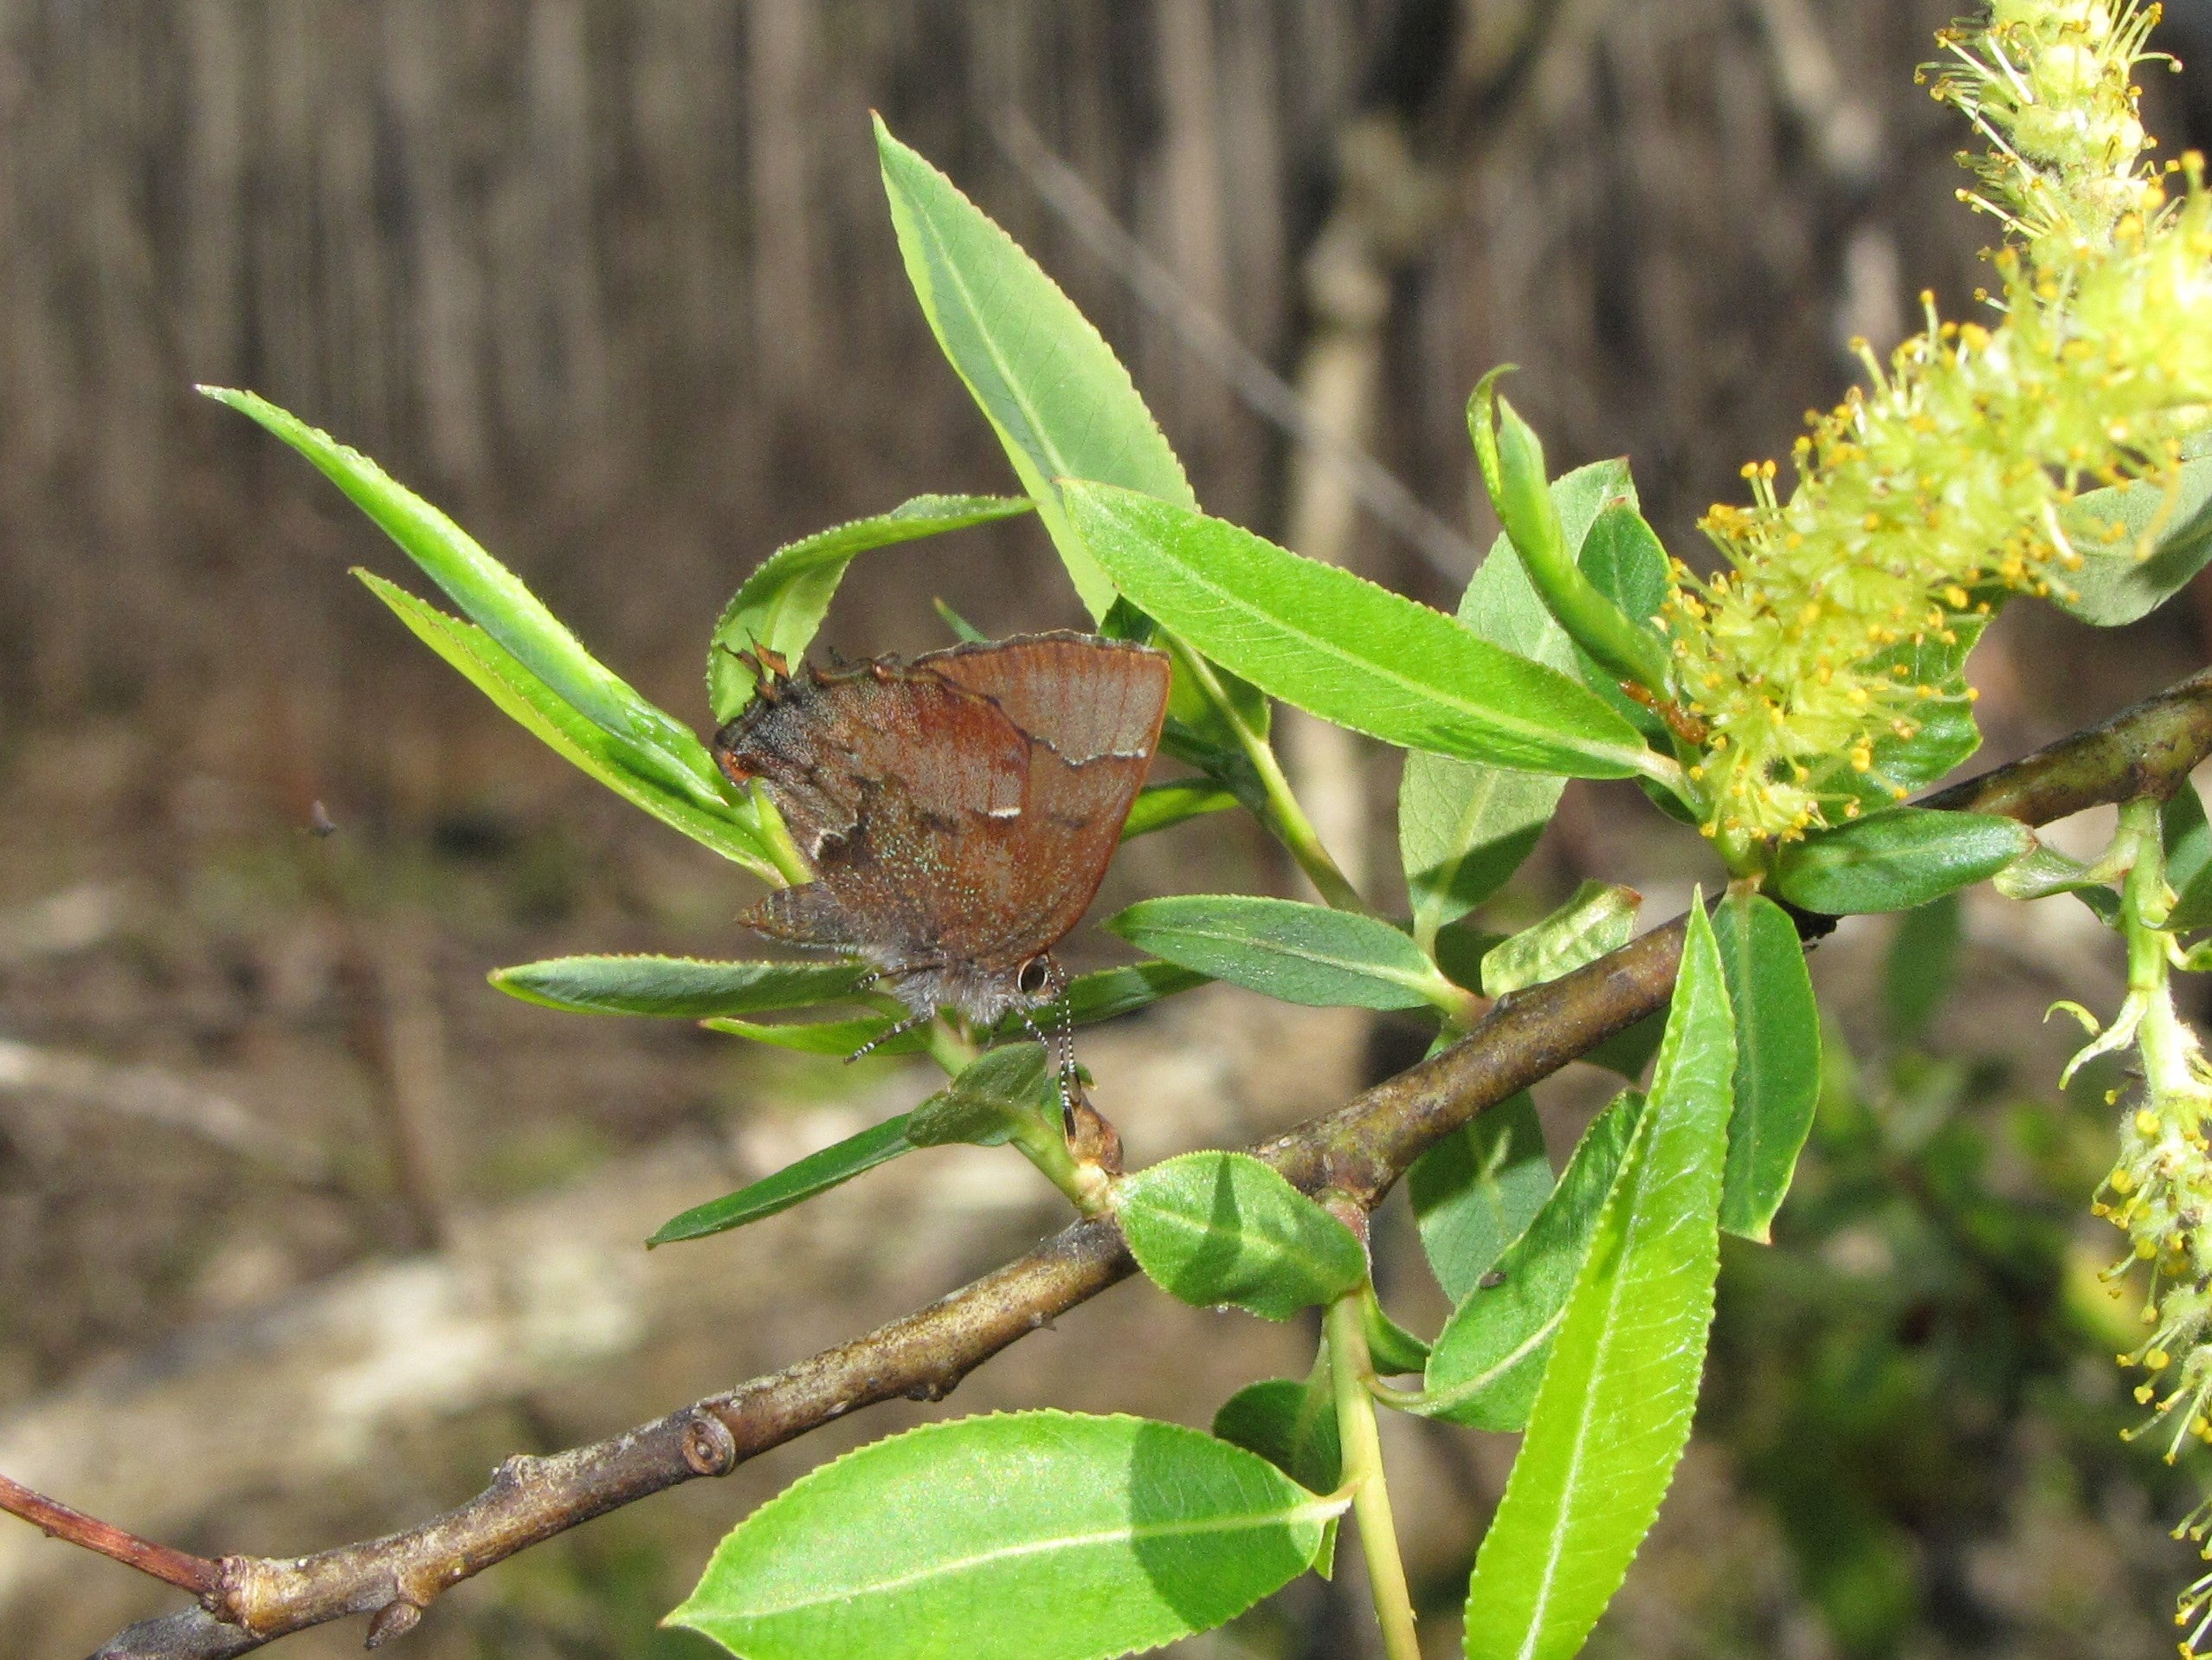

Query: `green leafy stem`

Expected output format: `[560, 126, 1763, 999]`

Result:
[83, 666, 2212, 1657]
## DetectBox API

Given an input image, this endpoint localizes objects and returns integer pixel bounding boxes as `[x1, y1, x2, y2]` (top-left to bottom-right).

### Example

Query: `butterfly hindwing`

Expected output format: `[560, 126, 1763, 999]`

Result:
[714, 633, 1171, 1021]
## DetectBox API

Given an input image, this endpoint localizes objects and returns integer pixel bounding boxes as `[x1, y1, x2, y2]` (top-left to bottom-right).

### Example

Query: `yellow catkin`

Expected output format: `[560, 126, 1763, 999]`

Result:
[1667, 0, 2205, 842]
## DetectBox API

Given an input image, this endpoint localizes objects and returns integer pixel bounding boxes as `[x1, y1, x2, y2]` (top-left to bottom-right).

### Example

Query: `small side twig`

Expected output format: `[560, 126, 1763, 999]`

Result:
[1920, 664, 2212, 821]
[0, 1473, 220, 1603]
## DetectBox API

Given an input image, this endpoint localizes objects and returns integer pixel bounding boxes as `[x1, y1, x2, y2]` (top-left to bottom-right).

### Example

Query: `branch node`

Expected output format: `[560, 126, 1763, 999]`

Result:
[364, 1598, 422, 1649]
[680, 1410, 738, 1476]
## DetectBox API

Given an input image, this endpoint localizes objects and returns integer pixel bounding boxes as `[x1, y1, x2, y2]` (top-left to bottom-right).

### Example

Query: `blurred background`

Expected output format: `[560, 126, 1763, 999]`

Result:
[7, 2, 2212, 1656]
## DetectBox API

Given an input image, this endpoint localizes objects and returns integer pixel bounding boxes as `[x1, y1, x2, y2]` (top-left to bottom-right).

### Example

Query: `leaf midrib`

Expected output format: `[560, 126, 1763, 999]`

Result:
[716, 1496, 1343, 1620]
[1130, 918, 1435, 994]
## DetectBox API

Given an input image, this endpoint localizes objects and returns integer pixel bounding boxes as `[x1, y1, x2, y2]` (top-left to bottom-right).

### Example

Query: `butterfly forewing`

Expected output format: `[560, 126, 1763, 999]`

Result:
[923, 636, 1171, 767]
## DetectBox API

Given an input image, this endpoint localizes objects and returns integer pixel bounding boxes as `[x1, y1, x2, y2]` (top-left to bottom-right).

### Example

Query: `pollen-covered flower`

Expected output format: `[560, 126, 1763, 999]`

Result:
[1667, 0, 2212, 842]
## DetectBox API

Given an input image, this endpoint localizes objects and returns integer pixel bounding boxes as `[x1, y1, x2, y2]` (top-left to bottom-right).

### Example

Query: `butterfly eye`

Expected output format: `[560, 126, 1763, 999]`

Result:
[1016, 956, 1054, 998]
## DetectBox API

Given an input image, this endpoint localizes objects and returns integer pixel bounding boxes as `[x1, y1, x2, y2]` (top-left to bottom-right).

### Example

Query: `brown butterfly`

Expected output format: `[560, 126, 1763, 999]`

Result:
[713, 632, 1171, 1085]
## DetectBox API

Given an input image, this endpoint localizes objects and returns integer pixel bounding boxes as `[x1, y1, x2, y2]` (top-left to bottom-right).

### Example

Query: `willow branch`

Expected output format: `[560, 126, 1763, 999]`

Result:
[1919, 664, 2212, 820]
[63, 660, 2212, 1659]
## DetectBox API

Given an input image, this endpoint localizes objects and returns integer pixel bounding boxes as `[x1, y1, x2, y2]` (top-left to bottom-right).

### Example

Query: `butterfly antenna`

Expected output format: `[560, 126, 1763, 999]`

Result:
[846, 1009, 930, 1063]
[1038, 957, 1078, 1134]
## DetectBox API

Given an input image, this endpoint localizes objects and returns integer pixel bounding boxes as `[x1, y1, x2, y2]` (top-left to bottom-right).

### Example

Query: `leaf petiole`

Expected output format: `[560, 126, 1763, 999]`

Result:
[1162, 633, 1368, 914]
[1325, 1291, 1422, 1660]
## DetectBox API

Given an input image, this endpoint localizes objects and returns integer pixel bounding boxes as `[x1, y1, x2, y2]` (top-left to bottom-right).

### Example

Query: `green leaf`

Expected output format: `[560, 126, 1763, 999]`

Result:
[1362, 1292, 1432, 1374]
[648, 1115, 916, 1245]
[1408, 1092, 1553, 1305]
[1105, 895, 1454, 1012]
[1468, 384, 1672, 695]
[906, 1043, 1051, 1148]
[491, 954, 868, 1018]
[2166, 784, 2212, 932]
[1066, 483, 1654, 780]
[1412, 1093, 1642, 1430]
[1116, 1151, 1368, 1321]
[1882, 894, 1964, 1045]
[876, 119, 1194, 621]
[1577, 501, 1667, 628]
[358, 573, 776, 875]
[669, 1411, 1338, 1660]
[1480, 881, 1641, 998]
[932, 595, 990, 643]
[1772, 807, 2032, 915]
[702, 962, 1209, 1058]
[703, 1012, 930, 1057]
[1432, 923, 1505, 997]
[706, 495, 1035, 722]
[1460, 901, 1735, 1659]
[206, 387, 724, 804]
[1212, 1378, 1342, 1495]
[1714, 892, 1820, 1242]
[1400, 463, 1611, 946]
[1831, 615, 1990, 812]
[1120, 778, 1241, 841]
[1992, 843, 2102, 902]
[1574, 501, 1676, 739]
[2049, 454, 2212, 627]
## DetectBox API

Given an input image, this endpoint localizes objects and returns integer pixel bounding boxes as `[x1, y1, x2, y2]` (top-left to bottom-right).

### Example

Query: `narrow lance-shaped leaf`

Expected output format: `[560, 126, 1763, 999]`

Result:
[701, 961, 1210, 1059]
[904, 1043, 1053, 1149]
[491, 954, 870, 1019]
[1577, 499, 1667, 630]
[932, 594, 990, 643]
[1714, 891, 1820, 1242]
[1469, 379, 1671, 695]
[1481, 881, 1641, 998]
[1067, 482, 1653, 780]
[706, 495, 1035, 723]
[1409, 1092, 1553, 1305]
[875, 119, 1194, 620]
[703, 1011, 930, 1059]
[205, 387, 725, 804]
[1773, 807, 2032, 915]
[2166, 782, 2212, 932]
[358, 573, 776, 876]
[1121, 778, 1241, 841]
[1400, 460, 1627, 946]
[649, 1116, 918, 1246]
[873, 125, 1269, 782]
[1461, 900, 1736, 1660]
[670, 1411, 1340, 1660]
[1106, 895, 1458, 1012]
[1411, 1092, 1643, 1431]
[1116, 1151, 1368, 1321]
[1572, 501, 1674, 738]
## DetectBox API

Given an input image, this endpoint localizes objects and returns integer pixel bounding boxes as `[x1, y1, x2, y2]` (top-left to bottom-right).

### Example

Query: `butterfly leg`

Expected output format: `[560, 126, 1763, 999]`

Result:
[845, 1008, 932, 1063]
